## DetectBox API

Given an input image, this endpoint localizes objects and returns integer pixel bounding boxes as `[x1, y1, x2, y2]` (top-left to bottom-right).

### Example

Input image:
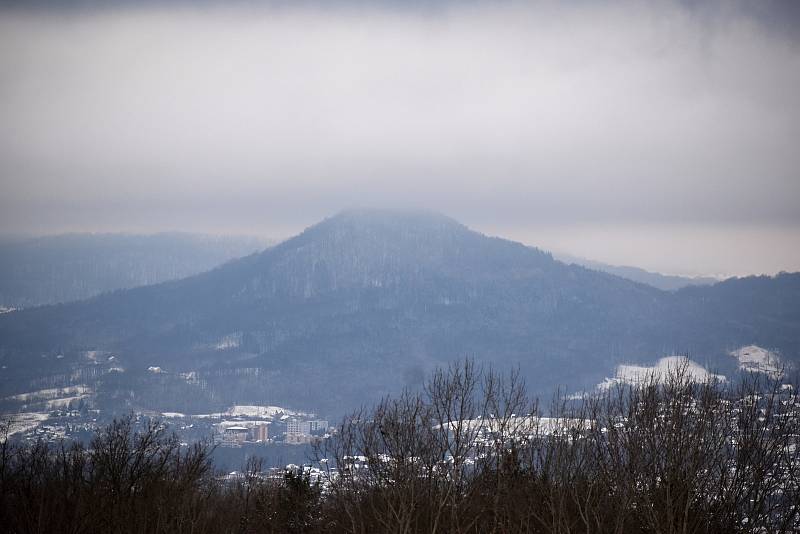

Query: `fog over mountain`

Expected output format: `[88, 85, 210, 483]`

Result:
[1, 0, 799, 276]
[2, 2, 800, 530]
[1, 210, 797, 417]
[0, 233, 272, 308]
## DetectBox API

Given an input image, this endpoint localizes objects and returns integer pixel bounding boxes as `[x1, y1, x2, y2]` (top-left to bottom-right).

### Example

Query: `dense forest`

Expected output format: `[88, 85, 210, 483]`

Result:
[2, 362, 798, 533]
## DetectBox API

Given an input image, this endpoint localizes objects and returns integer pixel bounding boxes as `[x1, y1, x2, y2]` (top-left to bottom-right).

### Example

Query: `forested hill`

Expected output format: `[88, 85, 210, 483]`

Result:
[555, 253, 719, 291]
[0, 210, 798, 416]
[0, 233, 271, 308]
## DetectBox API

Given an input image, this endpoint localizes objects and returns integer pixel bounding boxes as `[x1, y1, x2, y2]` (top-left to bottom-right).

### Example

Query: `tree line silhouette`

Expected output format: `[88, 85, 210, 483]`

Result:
[2, 360, 798, 533]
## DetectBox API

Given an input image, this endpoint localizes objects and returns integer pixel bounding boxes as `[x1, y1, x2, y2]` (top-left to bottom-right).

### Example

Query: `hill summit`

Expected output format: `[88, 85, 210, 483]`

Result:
[1, 209, 798, 416]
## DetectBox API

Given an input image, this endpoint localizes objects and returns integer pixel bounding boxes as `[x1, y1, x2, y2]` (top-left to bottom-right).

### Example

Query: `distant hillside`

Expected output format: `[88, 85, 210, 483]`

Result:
[0, 233, 272, 308]
[555, 253, 719, 291]
[0, 210, 797, 417]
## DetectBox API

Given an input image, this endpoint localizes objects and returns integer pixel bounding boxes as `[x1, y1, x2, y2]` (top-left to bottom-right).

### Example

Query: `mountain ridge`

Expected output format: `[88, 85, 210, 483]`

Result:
[0, 232, 272, 308]
[1, 210, 798, 416]
[555, 252, 720, 291]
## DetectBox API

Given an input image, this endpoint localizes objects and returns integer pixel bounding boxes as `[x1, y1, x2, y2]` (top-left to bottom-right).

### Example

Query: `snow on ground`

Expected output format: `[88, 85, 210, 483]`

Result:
[598, 356, 725, 390]
[191, 405, 309, 419]
[5, 385, 91, 402]
[147, 366, 165, 374]
[1, 412, 49, 441]
[439, 416, 592, 437]
[216, 420, 272, 430]
[180, 371, 199, 383]
[83, 350, 109, 363]
[730, 345, 783, 377]
[44, 395, 89, 409]
[215, 333, 242, 350]
[160, 412, 187, 418]
[226, 405, 304, 417]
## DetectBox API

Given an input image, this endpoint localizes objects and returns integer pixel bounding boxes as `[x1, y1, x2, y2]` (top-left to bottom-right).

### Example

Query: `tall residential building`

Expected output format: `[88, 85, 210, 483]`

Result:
[251, 423, 269, 442]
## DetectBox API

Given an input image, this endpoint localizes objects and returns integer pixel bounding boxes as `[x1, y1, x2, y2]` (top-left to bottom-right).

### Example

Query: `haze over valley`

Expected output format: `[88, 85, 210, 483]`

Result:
[1, 1, 799, 531]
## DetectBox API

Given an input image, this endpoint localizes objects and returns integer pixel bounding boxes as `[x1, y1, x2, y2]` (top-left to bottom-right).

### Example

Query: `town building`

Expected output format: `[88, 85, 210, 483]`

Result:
[222, 426, 249, 446]
[250, 423, 269, 442]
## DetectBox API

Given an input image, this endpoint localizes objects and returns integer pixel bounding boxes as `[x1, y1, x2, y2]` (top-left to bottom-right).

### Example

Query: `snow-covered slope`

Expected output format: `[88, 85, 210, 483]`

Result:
[598, 356, 724, 390]
[730, 345, 784, 377]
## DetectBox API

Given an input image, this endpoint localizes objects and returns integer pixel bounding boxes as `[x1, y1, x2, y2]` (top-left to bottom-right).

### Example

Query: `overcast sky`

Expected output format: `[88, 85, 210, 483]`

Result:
[1, 0, 798, 277]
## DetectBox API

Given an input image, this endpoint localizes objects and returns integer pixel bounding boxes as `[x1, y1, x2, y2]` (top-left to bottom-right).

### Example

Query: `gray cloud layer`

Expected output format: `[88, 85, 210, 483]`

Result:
[1, 1, 798, 275]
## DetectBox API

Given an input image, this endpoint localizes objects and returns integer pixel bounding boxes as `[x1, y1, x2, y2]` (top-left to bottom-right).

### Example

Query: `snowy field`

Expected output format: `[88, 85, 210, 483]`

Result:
[730, 345, 783, 377]
[597, 356, 724, 391]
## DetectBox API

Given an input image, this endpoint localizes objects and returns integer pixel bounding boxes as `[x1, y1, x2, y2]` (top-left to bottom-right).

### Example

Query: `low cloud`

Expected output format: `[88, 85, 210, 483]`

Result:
[0, 1, 798, 275]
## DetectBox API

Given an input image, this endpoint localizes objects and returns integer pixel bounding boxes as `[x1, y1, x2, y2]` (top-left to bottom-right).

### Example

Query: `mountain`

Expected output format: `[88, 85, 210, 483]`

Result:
[555, 253, 719, 291]
[0, 233, 272, 308]
[0, 210, 798, 417]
